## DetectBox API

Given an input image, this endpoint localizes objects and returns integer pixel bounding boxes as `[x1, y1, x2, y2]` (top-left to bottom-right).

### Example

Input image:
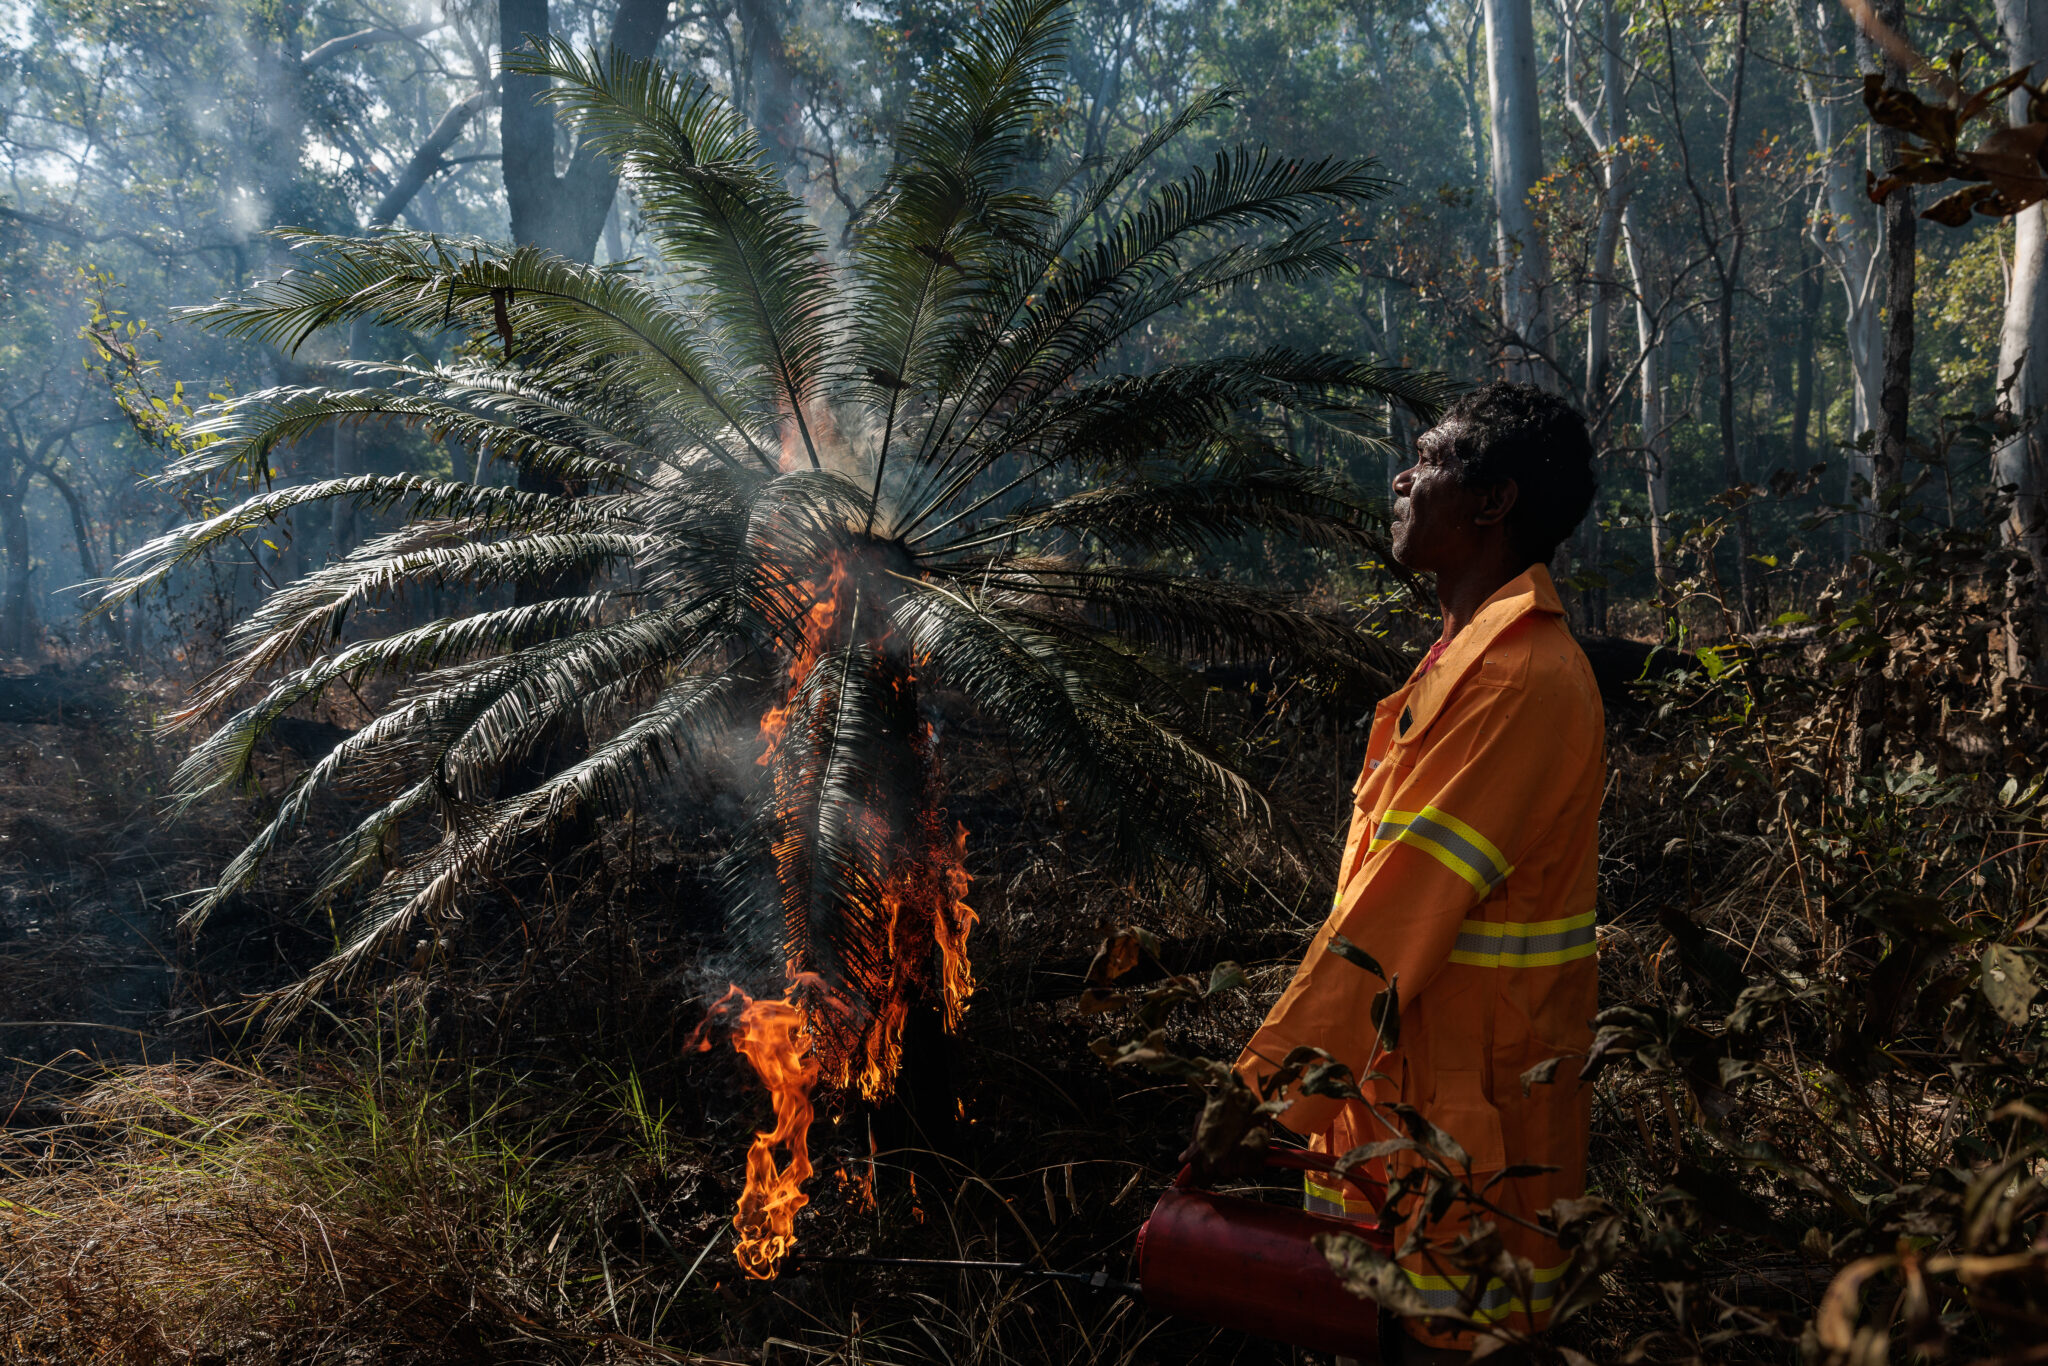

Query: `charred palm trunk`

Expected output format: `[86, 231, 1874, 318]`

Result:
[1, 467, 35, 658]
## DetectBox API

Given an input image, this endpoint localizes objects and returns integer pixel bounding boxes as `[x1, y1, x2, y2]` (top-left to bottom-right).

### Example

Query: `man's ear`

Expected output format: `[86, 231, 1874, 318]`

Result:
[1474, 478, 1519, 528]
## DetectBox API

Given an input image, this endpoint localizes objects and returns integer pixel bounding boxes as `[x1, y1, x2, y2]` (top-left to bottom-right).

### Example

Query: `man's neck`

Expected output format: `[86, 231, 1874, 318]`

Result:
[1434, 553, 1531, 643]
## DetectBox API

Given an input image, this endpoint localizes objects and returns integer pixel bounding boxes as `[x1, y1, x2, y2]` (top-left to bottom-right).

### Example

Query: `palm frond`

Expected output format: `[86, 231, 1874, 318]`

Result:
[269, 671, 745, 1012]
[185, 232, 776, 472]
[894, 583, 1263, 871]
[952, 559, 1404, 680]
[848, 0, 1068, 434]
[900, 349, 1442, 540]
[163, 382, 639, 490]
[906, 148, 1387, 484]
[200, 530, 636, 708]
[98, 476, 595, 610]
[515, 41, 837, 463]
[169, 593, 616, 815]
[955, 463, 1387, 560]
[898, 228, 1373, 523]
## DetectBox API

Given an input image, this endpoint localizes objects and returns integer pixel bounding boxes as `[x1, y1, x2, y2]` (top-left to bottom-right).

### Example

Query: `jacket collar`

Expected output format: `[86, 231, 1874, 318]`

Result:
[1392, 564, 1564, 739]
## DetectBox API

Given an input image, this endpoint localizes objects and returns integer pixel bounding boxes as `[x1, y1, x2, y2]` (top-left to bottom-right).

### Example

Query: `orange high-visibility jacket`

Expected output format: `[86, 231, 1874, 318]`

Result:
[1236, 565, 1602, 1348]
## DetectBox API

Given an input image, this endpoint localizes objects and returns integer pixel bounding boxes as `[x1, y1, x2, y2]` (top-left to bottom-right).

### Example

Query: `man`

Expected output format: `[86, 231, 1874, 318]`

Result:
[1234, 382, 1603, 1359]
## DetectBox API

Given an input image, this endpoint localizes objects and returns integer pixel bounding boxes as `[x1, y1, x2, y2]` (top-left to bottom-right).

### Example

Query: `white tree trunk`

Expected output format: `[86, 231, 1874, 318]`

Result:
[1622, 204, 1671, 598]
[1579, 0, 1627, 414]
[1559, 0, 1646, 611]
[1788, 0, 1883, 538]
[1996, 0, 2048, 589]
[1485, 0, 1553, 383]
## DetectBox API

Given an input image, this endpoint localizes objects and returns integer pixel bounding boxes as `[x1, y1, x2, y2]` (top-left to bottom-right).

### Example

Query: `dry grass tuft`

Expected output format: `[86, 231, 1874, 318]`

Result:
[0, 1056, 710, 1365]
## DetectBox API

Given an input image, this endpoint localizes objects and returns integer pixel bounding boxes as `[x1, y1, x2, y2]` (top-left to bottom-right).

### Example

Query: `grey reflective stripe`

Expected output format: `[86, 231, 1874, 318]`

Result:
[1454, 921, 1597, 957]
[1407, 1281, 1527, 1312]
[1405, 812, 1509, 891]
[1401, 1260, 1573, 1319]
[1409, 1282, 1468, 1310]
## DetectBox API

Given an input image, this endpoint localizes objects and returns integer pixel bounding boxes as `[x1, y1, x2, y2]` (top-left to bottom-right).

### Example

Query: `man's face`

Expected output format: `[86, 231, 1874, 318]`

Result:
[1391, 422, 1499, 573]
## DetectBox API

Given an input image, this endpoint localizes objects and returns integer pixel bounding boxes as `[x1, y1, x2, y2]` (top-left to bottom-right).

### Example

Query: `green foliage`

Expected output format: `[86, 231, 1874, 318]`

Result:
[1086, 500, 2048, 1360]
[1565, 510, 2048, 1361]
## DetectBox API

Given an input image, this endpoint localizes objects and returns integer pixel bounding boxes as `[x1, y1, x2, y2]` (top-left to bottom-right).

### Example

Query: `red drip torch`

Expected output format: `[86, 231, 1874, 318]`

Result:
[1134, 1147, 1393, 1359]
[802, 1151, 1393, 1358]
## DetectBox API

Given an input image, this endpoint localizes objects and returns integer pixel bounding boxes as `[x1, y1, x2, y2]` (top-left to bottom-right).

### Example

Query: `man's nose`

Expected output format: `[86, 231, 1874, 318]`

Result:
[1392, 465, 1415, 497]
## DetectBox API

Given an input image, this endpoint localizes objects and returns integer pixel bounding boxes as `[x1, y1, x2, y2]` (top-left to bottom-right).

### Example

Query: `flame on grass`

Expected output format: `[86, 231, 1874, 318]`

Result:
[705, 543, 979, 1278]
[695, 984, 823, 1279]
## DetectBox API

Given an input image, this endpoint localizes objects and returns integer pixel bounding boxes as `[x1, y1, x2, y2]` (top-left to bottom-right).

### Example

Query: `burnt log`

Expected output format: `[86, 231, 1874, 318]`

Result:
[0, 672, 126, 727]
[263, 716, 356, 763]
[1577, 635, 1694, 717]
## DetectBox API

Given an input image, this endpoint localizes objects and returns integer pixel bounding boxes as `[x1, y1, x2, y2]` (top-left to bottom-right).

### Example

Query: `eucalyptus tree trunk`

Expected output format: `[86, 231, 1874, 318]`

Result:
[1623, 207, 1673, 608]
[1849, 0, 1918, 779]
[1787, 0, 1884, 543]
[248, 0, 310, 245]
[1484, 0, 1554, 383]
[1562, 0, 1632, 627]
[1994, 0, 2048, 679]
[1872, 0, 1915, 553]
[733, 0, 808, 180]
[500, 0, 671, 264]
[1574, 0, 1629, 416]
[1794, 261, 1819, 468]
[1565, 0, 1673, 608]
[1715, 0, 1760, 625]
[0, 466, 33, 658]
[1364, 277, 1410, 493]
[500, 0, 673, 541]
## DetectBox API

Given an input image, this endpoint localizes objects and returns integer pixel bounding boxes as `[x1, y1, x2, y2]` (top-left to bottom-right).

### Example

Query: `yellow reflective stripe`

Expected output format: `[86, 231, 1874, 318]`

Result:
[1402, 1259, 1571, 1317]
[1367, 809, 1416, 848]
[1448, 910, 1597, 968]
[1484, 910, 1597, 938]
[1402, 1259, 1572, 1292]
[1304, 1175, 1377, 1215]
[1369, 806, 1513, 896]
[1448, 943, 1598, 968]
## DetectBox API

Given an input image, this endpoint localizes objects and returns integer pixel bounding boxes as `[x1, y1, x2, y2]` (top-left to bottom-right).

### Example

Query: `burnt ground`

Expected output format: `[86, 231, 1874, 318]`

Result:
[0, 644, 1703, 1364]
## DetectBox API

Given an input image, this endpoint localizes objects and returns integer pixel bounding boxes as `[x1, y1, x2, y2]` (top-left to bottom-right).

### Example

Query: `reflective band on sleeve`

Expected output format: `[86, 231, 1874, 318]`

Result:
[1446, 910, 1597, 968]
[1304, 1174, 1378, 1218]
[1369, 805, 1514, 896]
[1402, 1258, 1572, 1320]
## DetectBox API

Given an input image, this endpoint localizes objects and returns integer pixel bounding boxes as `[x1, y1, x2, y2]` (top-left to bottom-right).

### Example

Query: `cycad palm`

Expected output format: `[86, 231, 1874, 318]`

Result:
[111, 0, 1441, 1093]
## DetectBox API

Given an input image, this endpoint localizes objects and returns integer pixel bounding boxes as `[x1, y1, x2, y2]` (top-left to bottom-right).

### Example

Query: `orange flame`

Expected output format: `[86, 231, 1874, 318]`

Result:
[756, 556, 850, 767]
[701, 984, 822, 1280]
[717, 542, 981, 1275]
[929, 817, 977, 1029]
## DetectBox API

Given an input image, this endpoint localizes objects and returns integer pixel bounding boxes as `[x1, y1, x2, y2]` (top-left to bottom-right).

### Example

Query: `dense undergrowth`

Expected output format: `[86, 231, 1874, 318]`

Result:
[3, 498, 2047, 1364]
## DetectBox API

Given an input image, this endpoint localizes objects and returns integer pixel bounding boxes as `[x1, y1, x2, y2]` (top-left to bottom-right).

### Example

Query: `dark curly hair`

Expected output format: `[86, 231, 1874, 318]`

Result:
[1429, 381, 1597, 566]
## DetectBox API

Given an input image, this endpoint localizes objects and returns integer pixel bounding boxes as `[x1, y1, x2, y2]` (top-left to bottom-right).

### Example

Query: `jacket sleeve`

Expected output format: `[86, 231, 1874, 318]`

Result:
[1235, 666, 1597, 1136]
